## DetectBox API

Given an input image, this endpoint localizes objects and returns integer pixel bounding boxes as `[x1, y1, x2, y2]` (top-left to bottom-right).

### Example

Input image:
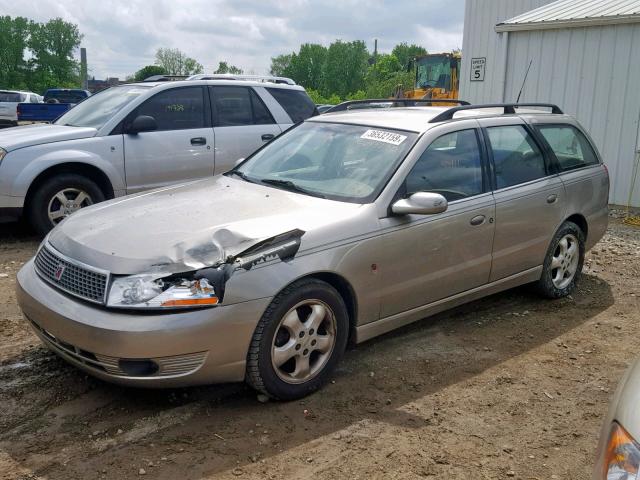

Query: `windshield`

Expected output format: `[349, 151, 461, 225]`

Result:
[54, 85, 150, 129]
[234, 122, 417, 203]
[44, 90, 88, 103]
[0, 92, 24, 102]
[416, 56, 452, 89]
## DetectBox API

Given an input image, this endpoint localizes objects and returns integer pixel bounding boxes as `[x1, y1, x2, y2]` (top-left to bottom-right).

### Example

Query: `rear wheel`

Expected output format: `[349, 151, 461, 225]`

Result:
[246, 279, 349, 400]
[537, 221, 585, 298]
[27, 174, 104, 236]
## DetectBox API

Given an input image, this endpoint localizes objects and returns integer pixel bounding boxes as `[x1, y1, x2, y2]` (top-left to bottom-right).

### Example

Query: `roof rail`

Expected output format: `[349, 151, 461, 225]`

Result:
[325, 98, 470, 114]
[143, 74, 189, 82]
[429, 103, 564, 123]
[186, 73, 296, 85]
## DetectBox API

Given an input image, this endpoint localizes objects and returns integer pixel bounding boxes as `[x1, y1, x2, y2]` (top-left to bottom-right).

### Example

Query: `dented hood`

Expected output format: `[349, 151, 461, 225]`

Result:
[48, 175, 363, 274]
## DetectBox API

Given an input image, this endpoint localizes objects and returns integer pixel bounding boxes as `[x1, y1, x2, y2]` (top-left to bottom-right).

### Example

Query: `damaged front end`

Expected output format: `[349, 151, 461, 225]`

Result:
[105, 229, 304, 310]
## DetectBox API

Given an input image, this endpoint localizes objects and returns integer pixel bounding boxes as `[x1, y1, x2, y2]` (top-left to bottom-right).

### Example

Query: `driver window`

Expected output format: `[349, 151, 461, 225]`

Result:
[405, 129, 483, 201]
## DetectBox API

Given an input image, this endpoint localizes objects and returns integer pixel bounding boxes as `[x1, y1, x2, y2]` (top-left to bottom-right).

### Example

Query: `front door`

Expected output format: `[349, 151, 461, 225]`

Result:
[210, 86, 282, 174]
[124, 86, 215, 193]
[378, 128, 495, 318]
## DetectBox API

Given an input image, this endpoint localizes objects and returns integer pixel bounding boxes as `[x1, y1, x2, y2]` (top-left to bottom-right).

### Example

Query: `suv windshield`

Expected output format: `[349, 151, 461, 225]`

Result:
[233, 122, 417, 203]
[54, 85, 150, 129]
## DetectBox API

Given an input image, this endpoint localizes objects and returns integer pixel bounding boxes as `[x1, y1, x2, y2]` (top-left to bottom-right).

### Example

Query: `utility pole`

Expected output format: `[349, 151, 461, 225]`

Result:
[80, 48, 88, 90]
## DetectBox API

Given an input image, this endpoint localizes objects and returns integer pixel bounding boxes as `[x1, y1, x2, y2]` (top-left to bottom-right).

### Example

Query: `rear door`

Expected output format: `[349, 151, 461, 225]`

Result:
[123, 86, 215, 193]
[210, 86, 282, 174]
[479, 118, 566, 281]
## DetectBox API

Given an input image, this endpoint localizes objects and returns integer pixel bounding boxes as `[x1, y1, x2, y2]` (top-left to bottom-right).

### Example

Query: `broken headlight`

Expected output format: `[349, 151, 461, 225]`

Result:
[107, 273, 219, 309]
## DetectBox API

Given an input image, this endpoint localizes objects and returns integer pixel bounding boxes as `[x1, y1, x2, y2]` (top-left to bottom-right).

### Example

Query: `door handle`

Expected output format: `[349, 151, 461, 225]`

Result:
[546, 194, 558, 204]
[470, 215, 486, 226]
[261, 133, 275, 141]
[191, 137, 207, 146]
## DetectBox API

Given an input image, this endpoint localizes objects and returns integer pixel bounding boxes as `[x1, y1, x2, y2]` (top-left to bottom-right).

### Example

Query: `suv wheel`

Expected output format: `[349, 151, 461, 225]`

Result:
[28, 174, 104, 236]
[246, 279, 349, 400]
[537, 221, 585, 298]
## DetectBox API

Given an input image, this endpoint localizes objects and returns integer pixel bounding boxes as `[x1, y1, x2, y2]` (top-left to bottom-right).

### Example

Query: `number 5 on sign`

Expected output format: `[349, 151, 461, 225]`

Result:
[470, 58, 486, 82]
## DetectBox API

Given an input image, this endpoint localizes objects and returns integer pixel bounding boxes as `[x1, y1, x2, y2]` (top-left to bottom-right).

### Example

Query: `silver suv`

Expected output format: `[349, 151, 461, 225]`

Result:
[16, 101, 609, 400]
[0, 76, 317, 234]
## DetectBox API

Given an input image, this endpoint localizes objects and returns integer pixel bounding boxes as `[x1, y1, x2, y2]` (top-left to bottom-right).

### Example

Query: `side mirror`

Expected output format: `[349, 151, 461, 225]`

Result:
[392, 192, 448, 216]
[127, 115, 157, 134]
[234, 157, 245, 167]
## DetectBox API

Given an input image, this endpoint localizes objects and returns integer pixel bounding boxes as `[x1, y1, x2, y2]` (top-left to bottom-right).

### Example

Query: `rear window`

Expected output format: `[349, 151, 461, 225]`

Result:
[266, 88, 317, 123]
[536, 125, 599, 172]
[0, 92, 24, 102]
[44, 90, 88, 103]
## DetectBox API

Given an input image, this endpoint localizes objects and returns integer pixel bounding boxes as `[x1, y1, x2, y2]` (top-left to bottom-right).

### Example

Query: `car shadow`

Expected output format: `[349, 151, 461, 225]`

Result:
[0, 273, 614, 479]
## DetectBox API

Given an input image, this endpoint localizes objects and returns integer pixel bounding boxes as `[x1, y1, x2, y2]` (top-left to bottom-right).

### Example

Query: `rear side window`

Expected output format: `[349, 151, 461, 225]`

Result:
[133, 86, 205, 131]
[405, 129, 484, 201]
[266, 88, 317, 123]
[537, 125, 599, 171]
[0, 92, 23, 102]
[486, 125, 546, 189]
[211, 86, 275, 126]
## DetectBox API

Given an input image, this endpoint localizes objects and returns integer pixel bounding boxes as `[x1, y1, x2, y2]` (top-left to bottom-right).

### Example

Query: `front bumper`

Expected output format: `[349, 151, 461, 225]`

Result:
[16, 259, 271, 387]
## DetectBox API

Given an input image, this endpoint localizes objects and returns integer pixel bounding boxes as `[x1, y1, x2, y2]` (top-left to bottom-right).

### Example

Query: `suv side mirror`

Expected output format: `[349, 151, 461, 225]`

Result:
[392, 192, 448, 215]
[127, 115, 157, 134]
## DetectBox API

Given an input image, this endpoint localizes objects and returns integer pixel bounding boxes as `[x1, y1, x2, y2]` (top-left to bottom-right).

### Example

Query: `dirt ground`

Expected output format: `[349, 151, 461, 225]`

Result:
[0, 214, 638, 480]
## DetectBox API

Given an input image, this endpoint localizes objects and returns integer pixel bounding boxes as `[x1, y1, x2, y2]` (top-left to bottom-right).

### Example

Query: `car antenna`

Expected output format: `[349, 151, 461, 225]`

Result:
[515, 59, 533, 104]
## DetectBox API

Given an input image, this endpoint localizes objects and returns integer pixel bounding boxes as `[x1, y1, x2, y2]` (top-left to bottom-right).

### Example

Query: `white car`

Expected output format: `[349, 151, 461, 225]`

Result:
[0, 77, 317, 233]
[0, 90, 42, 127]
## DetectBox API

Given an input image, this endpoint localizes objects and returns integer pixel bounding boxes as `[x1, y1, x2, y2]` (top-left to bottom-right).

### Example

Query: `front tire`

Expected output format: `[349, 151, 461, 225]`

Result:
[537, 221, 585, 298]
[27, 174, 104, 236]
[246, 279, 349, 400]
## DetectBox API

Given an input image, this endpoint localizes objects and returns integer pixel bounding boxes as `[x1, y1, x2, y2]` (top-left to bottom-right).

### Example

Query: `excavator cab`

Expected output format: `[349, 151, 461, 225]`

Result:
[397, 52, 461, 101]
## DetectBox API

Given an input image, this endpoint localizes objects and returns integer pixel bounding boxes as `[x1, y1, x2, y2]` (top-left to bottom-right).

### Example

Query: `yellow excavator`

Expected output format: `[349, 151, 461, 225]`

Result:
[394, 52, 461, 102]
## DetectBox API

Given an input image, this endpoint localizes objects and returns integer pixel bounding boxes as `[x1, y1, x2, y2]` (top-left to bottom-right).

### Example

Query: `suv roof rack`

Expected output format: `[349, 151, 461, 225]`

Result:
[143, 74, 189, 82]
[429, 103, 564, 123]
[325, 98, 470, 113]
[186, 73, 296, 85]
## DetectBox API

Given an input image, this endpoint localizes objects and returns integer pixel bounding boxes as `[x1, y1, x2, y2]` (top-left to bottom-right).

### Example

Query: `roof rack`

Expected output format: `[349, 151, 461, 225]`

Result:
[143, 74, 189, 82]
[429, 103, 564, 123]
[325, 98, 470, 114]
[186, 73, 296, 85]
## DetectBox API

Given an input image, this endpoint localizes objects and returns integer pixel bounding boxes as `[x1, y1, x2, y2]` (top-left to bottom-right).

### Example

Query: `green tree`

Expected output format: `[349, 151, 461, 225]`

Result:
[391, 43, 428, 71]
[28, 18, 82, 92]
[133, 65, 166, 81]
[321, 40, 369, 98]
[214, 61, 243, 74]
[155, 48, 203, 75]
[287, 43, 327, 91]
[0, 16, 31, 89]
[269, 53, 293, 77]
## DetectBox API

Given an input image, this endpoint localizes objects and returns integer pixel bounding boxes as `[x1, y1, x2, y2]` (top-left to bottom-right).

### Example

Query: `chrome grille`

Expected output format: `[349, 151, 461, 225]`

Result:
[34, 244, 108, 304]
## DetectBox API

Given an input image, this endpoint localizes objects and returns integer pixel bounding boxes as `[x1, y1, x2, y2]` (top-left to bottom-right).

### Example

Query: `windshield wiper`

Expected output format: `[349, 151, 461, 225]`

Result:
[226, 170, 259, 184]
[259, 179, 327, 199]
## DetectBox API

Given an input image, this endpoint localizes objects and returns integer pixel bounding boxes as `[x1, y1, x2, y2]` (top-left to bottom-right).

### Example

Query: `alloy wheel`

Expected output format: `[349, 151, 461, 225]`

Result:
[47, 188, 93, 226]
[550, 233, 579, 289]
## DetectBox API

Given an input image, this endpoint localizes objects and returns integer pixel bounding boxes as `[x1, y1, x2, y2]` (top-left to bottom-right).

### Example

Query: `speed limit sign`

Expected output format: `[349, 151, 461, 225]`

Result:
[470, 57, 486, 81]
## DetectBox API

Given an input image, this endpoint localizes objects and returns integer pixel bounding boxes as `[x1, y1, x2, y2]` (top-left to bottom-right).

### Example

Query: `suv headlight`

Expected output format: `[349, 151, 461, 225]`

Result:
[602, 422, 640, 479]
[0, 148, 6, 164]
[107, 272, 219, 309]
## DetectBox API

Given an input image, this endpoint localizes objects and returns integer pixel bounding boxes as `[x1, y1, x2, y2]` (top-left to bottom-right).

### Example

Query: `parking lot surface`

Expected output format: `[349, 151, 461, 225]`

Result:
[0, 216, 639, 479]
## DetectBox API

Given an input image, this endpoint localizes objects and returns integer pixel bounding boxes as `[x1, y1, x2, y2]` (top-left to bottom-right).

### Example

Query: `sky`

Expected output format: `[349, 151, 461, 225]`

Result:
[0, 0, 465, 80]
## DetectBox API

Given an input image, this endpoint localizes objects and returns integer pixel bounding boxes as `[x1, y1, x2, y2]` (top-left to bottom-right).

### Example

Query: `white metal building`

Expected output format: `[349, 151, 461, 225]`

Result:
[460, 0, 640, 206]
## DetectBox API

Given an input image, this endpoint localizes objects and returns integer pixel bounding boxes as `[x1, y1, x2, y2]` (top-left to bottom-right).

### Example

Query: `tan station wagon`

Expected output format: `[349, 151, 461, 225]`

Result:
[16, 100, 609, 400]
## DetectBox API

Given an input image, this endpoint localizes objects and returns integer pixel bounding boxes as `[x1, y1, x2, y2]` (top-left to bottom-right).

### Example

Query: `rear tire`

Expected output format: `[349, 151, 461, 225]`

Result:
[246, 279, 349, 400]
[27, 174, 104, 236]
[537, 221, 585, 298]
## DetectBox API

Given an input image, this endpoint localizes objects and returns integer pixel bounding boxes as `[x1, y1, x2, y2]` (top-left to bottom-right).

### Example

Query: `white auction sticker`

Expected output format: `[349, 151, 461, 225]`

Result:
[360, 129, 407, 146]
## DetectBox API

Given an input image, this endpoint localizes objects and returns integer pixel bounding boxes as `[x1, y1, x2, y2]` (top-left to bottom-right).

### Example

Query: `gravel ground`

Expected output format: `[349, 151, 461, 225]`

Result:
[0, 213, 638, 480]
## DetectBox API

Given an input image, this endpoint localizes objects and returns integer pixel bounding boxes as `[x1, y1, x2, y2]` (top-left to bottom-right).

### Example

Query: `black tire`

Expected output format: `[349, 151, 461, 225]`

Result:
[537, 221, 585, 298]
[27, 174, 105, 236]
[246, 278, 349, 400]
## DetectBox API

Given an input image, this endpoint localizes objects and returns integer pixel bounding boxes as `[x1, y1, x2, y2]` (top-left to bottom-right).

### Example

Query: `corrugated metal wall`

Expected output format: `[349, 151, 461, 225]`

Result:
[503, 24, 640, 206]
[460, 0, 640, 206]
[460, 0, 554, 103]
